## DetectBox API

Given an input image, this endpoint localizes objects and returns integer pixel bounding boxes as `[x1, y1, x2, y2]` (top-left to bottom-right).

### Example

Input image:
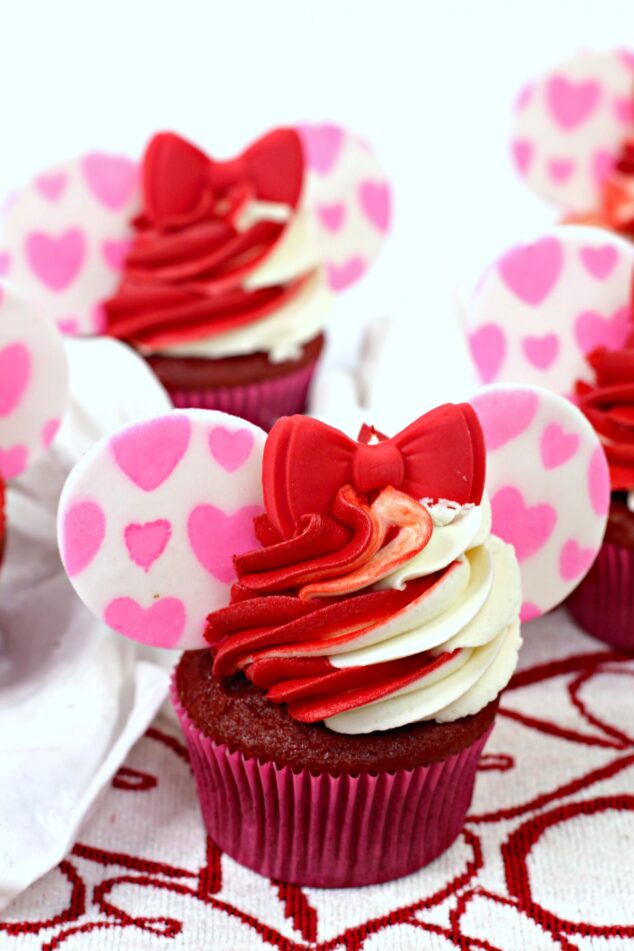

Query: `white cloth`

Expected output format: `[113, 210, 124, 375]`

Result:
[0, 338, 173, 910]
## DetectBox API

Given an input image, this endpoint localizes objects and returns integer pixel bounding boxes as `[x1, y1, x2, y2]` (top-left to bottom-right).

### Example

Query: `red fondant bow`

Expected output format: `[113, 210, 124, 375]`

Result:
[264, 404, 486, 536]
[141, 129, 305, 229]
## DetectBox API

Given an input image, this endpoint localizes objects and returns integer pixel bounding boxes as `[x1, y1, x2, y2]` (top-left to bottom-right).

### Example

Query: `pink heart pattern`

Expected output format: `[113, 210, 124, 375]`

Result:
[317, 203, 345, 232]
[588, 446, 610, 517]
[125, 520, 171, 572]
[574, 307, 630, 354]
[104, 597, 185, 648]
[326, 258, 366, 291]
[522, 335, 559, 370]
[188, 504, 262, 583]
[546, 75, 601, 130]
[0, 444, 28, 479]
[25, 229, 86, 292]
[298, 124, 344, 174]
[471, 389, 538, 451]
[62, 501, 106, 577]
[548, 158, 575, 183]
[102, 239, 131, 271]
[511, 140, 533, 174]
[111, 415, 191, 491]
[42, 418, 61, 449]
[35, 172, 67, 202]
[579, 244, 618, 280]
[209, 426, 254, 473]
[540, 423, 580, 470]
[0, 343, 31, 416]
[82, 153, 137, 210]
[358, 181, 390, 233]
[498, 237, 563, 307]
[468, 325, 506, 383]
[559, 539, 595, 581]
[491, 487, 557, 563]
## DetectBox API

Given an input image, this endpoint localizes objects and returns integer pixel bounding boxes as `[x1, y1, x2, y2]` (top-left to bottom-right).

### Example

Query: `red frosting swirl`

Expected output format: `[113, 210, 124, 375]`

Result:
[575, 342, 634, 491]
[103, 130, 312, 349]
[204, 408, 486, 724]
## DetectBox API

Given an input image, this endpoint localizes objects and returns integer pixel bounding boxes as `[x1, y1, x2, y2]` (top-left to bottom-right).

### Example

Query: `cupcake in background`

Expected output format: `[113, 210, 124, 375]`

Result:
[567, 339, 634, 649]
[510, 48, 634, 239]
[56, 379, 606, 886]
[465, 221, 634, 648]
[0, 125, 390, 430]
[0, 283, 69, 568]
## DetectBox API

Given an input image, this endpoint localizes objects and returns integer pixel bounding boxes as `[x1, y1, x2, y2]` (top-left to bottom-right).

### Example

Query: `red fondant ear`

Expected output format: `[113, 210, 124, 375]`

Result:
[243, 128, 305, 208]
[142, 132, 211, 225]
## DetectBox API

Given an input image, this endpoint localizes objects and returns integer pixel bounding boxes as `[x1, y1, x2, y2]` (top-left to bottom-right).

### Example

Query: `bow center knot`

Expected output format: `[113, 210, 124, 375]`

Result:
[352, 441, 404, 494]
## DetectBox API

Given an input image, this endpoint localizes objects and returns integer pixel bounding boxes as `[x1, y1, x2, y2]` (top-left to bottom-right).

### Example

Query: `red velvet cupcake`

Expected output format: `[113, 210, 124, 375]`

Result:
[1, 125, 390, 431]
[567, 343, 634, 651]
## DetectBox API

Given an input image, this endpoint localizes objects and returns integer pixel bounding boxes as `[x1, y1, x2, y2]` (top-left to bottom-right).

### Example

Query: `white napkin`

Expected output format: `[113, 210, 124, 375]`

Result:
[0, 338, 173, 910]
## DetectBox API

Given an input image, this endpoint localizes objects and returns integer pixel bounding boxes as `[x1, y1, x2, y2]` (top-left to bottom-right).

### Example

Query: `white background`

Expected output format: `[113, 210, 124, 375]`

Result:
[2, 0, 633, 424]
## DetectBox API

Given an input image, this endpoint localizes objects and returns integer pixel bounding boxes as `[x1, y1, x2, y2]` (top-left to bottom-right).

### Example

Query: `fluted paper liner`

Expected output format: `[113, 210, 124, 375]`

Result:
[171, 680, 493, 887]
[567, 540, 634, 653]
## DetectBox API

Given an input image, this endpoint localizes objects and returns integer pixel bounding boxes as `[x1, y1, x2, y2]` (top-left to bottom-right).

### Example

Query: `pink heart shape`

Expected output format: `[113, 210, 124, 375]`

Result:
[559, 539, 595, 581]
[522, 334, 559, 370]
[35, 172, 67, 202]
[358, 181, 390, 233]
[546, 75, 601, 130]
[62, 501, 106, 577]
[102, 238, 131, 271]
[540, 423, 580, 470]
[547, 157, 575, 183]
[104, 597, 185, 648]
[0, 444, 28, 479]
[57, 317, 80, 335]
[0, 343, 31, 416]
[188, 504, 262, 583]
[42, 418, 61, 449]
[511, 139, 533, 175]
[468, 324, 506, 383]
[111, 415, 191, 491]
[209, 426, 254, 473]
[613, 95, 634, 124]
[579, 244, 618, 280]
[326, 257, 366, 291]
[498, 237, 563, 306]
[124, 519, 171, 572]
[298, 124, 344, 174]
[520, 602, 541, 622]
[593, 149, 614, 187]
[82, 153, 137, 210]
[491, 486, 557, 563]
[0, 253, 10, 277]
[588, 445, 610, 517]
[471, 389, 539, 451]
[574, 306, 630, 354]
[25, 229, 86, 292]
[317, 202, 345, 232]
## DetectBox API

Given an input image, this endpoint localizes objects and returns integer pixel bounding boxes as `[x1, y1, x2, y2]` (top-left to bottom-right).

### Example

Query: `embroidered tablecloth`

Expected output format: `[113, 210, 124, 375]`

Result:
[2, 609, 633, 951]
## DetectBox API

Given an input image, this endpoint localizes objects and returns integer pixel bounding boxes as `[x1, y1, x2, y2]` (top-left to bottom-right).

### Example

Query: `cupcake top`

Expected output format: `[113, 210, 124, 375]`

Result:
[0, 282, 69, 546]
[0, 125, 390, 362]
[575, 337, 634, 496]
[511, 48, 634, 232]
[57, 384, 607, 734]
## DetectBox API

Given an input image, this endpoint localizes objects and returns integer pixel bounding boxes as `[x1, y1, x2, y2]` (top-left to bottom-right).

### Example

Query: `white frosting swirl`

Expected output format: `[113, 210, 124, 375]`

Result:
[144, 201, 334, 363]
[322, 495, 522, 734]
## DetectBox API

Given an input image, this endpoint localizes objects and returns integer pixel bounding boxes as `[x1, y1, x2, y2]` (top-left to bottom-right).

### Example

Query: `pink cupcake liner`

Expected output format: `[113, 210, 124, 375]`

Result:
[567, 540, 634, 653]
[163, 359, 319, 431]
[171, 680, 493, 888]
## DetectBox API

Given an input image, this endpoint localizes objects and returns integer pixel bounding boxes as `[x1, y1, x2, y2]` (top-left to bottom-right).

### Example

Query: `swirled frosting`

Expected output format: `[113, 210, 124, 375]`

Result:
[575, 342, 634, 492]
[104, 132, 332, 362]
[205, 487, 522, 735]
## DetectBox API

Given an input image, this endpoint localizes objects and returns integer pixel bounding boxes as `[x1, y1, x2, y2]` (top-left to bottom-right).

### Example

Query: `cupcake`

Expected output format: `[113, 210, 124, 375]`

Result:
[510, 48, 634, 238]
[466, 222, 634, 645]
[566, 341, 634, 649]
[0, 125, 390, 430]
[0, 283, 68, 567]
[57, 381, 604, 886]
